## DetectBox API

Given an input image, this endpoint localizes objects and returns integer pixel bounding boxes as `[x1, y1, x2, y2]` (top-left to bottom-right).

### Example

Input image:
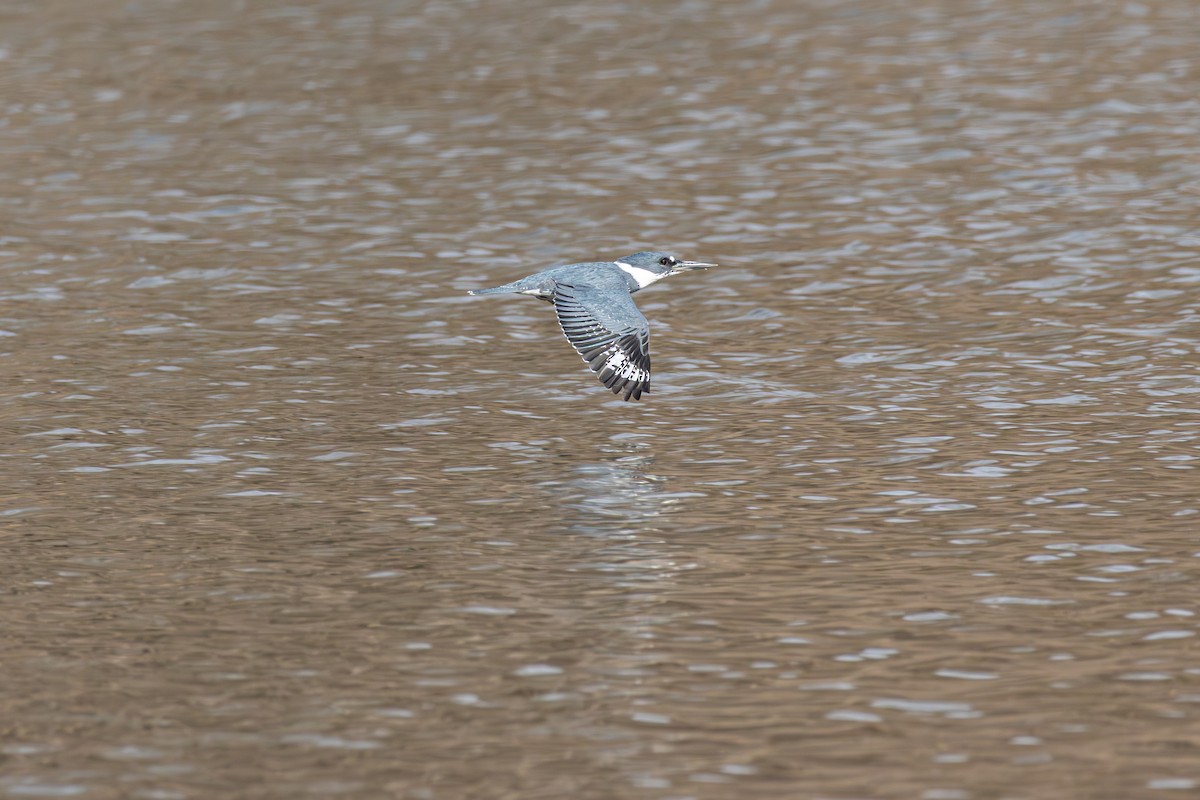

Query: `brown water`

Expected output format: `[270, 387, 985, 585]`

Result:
[3, 1, 1200, 797]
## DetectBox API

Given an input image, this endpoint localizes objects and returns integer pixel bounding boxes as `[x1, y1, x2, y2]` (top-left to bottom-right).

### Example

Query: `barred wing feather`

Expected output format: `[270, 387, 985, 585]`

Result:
[553, 283, 651, 401]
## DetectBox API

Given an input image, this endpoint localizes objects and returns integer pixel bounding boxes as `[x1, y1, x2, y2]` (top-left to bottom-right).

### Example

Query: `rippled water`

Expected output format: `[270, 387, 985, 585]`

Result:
[4, 0, 1200, 797]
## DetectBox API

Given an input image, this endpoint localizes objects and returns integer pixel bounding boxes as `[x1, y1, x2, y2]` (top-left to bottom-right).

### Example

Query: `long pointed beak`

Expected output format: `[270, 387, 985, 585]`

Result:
[672, 260, 717, 273]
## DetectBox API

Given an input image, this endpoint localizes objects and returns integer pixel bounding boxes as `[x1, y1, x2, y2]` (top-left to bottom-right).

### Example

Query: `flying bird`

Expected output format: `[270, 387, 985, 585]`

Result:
[468, 251, 716, 401]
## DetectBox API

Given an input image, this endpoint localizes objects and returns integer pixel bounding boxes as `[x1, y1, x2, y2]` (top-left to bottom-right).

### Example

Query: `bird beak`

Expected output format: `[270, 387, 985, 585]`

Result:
[671, 260, 717, 273]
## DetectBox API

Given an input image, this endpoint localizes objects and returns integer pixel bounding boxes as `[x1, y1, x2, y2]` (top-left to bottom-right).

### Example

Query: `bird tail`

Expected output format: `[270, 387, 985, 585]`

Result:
[468, 277, 550, 297]
[467, 284, 518, 296]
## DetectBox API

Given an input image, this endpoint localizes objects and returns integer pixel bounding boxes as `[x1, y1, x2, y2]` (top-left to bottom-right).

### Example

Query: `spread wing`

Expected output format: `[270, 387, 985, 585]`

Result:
[553, 282, 651, 401]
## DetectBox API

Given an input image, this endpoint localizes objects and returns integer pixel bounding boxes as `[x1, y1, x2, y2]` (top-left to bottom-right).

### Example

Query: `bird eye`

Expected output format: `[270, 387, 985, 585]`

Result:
[659, 257, 672, 266]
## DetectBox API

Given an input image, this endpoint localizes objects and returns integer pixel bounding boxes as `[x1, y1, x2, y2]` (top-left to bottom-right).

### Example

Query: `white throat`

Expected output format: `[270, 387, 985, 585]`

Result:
[614, 261, 666, 289]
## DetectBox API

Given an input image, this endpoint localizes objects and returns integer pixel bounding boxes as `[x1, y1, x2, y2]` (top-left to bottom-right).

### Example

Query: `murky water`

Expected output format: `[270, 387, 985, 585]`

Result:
[3, 0, 1200, 797]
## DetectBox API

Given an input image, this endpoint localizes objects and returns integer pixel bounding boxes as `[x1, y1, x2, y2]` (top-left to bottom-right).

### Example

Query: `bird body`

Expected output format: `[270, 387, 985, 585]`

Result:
[468, 251, 715, 401]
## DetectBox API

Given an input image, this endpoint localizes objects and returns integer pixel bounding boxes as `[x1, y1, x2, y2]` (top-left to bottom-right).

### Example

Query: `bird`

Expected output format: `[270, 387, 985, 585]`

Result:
[467, 251, 716, 401]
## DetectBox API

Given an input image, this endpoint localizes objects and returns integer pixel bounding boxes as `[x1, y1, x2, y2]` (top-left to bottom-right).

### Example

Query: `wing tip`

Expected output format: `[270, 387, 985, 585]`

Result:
[611, 377, 650, 402]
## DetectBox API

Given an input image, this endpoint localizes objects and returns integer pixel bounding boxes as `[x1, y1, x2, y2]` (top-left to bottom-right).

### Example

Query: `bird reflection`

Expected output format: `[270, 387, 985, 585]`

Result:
[542, 445, 704, 666]
[565, 457, 661, 524]
[554, 449, 693, 586]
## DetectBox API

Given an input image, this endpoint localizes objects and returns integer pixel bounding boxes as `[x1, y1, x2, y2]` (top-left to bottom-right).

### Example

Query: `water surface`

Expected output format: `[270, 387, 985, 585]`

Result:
[3, 1, 1200, 798]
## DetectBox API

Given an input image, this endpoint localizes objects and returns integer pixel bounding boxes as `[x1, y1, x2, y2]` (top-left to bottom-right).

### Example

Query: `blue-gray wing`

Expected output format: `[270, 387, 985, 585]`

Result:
[553, 282, 651, 401]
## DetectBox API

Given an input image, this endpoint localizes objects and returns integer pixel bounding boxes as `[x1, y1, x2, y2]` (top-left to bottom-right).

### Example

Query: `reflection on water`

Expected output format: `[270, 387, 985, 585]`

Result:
[563, 454, 662, 526]
[560, 454, 691, 593]
[2, 0, 1200, 797]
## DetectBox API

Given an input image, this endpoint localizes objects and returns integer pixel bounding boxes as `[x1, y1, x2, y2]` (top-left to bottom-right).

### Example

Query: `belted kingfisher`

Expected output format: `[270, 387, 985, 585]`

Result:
[468, 251, 716, 401]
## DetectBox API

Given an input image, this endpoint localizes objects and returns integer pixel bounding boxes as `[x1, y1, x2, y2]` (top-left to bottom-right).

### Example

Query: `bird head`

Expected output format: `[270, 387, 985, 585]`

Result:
[620, 251, 717, 277]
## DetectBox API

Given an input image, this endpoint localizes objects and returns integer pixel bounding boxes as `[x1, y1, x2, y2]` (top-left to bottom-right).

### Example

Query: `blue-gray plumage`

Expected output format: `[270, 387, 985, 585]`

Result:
[468, 251, 716, 401]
